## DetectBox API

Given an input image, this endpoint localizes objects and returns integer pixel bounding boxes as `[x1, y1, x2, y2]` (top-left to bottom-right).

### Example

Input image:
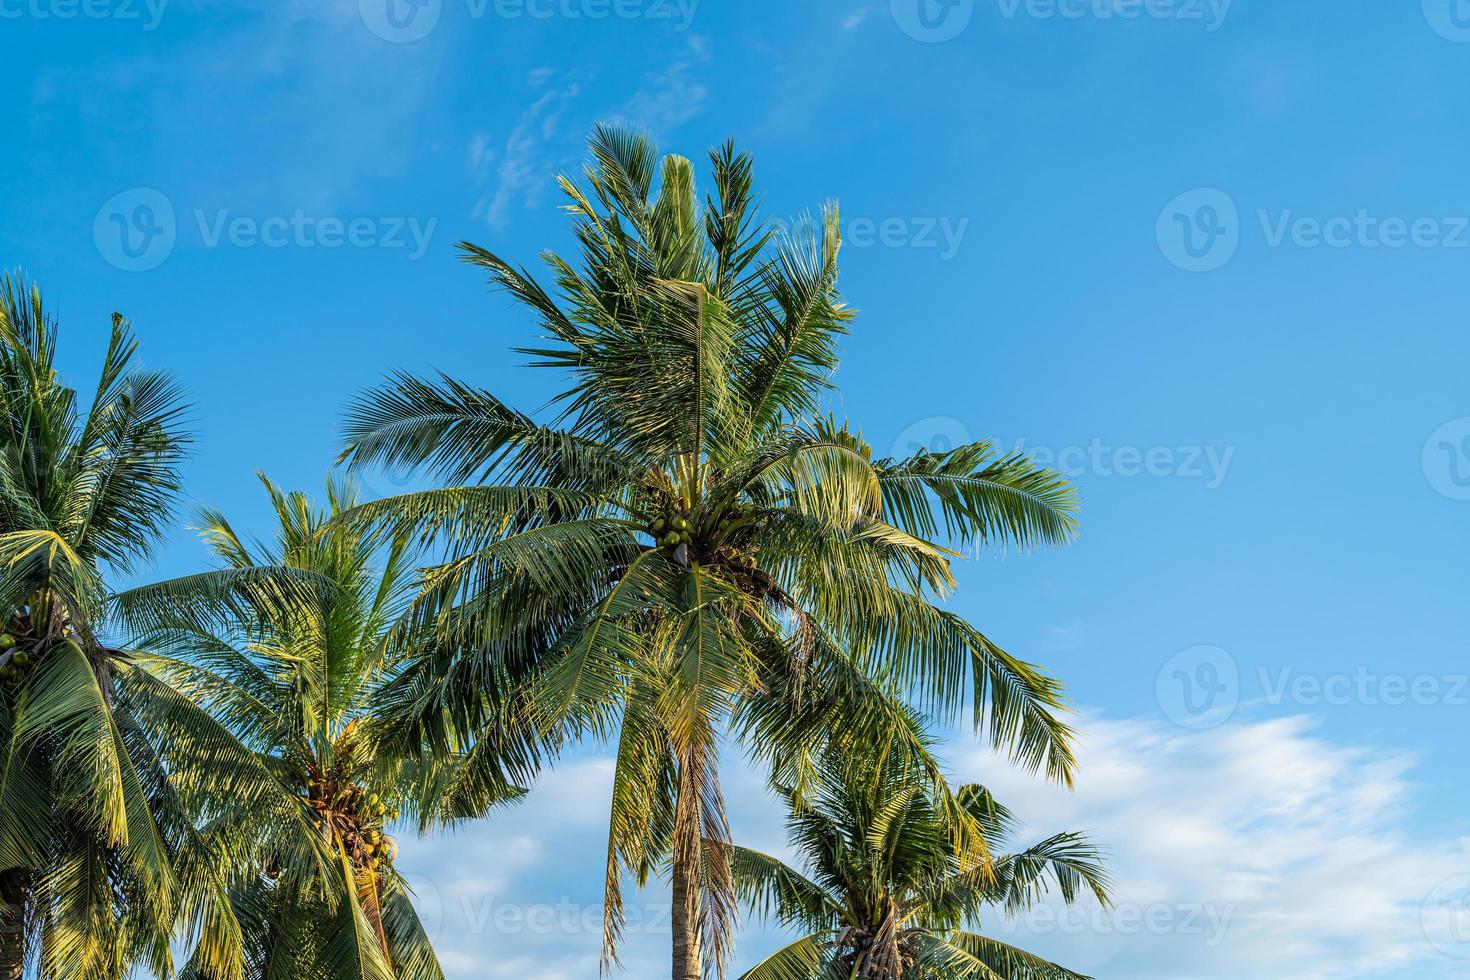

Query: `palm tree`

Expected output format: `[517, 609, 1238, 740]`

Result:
[134, 476, 523, 980]
[339, 126, 1083, 979]
[0, 275, 299, 980]
[722, 735, 1110, 979]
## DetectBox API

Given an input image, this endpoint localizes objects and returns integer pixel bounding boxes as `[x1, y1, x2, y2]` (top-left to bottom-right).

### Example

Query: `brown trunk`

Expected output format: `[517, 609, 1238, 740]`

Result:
[670, 834, 702, 980]
[0, 868, 29, 980]
[670, 748, 702, 980]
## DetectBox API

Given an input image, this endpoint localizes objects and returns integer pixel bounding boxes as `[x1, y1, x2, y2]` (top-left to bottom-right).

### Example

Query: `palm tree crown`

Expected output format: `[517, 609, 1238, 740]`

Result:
[338, 126, 1083, 978]
[725, 737, 1110, 979]
[139, 476, 521, 980]
[0, 275, 196, 980]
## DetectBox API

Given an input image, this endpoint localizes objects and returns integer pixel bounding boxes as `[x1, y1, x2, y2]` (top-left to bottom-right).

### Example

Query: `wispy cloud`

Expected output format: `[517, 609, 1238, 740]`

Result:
[607, 35, 712, 135]
[470, 72, 583, 229]
[1041, 622, 1088, 651]
[468, 37, 711, 230]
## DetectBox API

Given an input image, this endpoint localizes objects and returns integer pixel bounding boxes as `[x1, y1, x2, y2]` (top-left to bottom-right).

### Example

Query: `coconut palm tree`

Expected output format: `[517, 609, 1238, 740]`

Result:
[338, 126, 1083, 980]
[0, 275, 308, 980]
[723, 735, 1110, 979]
[133, 476, 523, 980]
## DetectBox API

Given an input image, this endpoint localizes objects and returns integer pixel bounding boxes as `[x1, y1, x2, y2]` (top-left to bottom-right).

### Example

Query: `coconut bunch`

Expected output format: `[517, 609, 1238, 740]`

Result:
[644, 497, 781, 600]
[0, 608, 44, 691]
[834, 919, 919, 980]
[301, 770, 401, 872]
[644, 497, 761, 561]
[297, 727, 402, 872]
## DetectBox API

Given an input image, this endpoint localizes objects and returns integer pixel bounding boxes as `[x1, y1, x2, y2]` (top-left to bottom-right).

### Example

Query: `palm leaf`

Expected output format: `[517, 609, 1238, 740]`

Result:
[737, 934, 830, 980]
[919, 930, 1091, 980]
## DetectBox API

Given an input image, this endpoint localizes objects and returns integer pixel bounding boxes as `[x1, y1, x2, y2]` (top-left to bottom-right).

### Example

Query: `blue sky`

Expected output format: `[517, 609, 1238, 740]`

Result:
[6, 0, 1470, 976]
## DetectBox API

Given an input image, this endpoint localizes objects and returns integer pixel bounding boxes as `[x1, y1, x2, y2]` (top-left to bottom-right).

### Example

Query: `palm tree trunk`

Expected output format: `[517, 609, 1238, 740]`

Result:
[670, 747, 702, 980]
[0, 868, 29, 980]
[670, 849, 702, 980]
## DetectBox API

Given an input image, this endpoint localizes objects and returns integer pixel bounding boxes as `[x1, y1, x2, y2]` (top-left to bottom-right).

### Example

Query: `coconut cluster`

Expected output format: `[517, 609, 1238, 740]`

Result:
[838, 924, 919, 977]
[0, 612, 42, 691]
[647, 501, 759, 558]
[302, 774, 400, 871]
[646, 500, 781, 600]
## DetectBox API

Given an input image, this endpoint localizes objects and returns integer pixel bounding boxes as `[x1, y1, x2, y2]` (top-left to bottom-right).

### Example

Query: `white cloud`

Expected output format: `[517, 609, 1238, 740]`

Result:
[842, 8, 871, 30]
[952, 715, 1469, 979]
[393, 713, 1468, 979]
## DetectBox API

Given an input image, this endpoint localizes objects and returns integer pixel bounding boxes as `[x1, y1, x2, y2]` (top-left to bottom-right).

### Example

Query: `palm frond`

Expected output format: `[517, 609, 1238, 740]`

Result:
[877, 442, 1080, 554]
[715, 843, 842, 932]
[736, 934, 830, 980]
[919, 930, 1092, 980]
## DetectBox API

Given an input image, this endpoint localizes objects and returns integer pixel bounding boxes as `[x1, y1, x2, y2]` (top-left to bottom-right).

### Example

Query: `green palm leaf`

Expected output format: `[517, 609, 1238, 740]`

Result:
[738, 934, 831, 980]
[919, 930, 1091, 980]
